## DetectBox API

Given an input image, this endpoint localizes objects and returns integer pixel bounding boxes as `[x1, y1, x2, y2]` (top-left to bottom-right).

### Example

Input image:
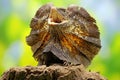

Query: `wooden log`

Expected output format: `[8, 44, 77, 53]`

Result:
[0, 64, 106, 80]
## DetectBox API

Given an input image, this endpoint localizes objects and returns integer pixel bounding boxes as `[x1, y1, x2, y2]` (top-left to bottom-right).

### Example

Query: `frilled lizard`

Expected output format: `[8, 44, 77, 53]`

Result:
[26, 3, 101, 67]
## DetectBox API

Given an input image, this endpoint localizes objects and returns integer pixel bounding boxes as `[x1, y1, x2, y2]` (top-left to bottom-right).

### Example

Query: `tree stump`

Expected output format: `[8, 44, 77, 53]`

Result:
[0, 64, 106, 80]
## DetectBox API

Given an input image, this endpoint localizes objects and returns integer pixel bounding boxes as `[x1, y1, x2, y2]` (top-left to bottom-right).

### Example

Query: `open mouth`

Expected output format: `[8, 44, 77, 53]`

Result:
[48, 7, 68, 25]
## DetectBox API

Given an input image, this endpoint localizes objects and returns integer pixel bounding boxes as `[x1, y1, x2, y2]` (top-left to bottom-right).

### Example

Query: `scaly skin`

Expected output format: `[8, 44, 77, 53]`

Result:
[26, 3, 101, 67]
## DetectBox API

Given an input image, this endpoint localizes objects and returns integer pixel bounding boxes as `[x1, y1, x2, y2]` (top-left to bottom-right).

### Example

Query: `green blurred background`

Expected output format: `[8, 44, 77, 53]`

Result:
[0, 0, 120, 79]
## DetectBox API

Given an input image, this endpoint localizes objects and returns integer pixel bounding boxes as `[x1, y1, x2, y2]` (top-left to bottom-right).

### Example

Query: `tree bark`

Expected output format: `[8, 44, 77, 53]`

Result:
[0, 64, 106, 80]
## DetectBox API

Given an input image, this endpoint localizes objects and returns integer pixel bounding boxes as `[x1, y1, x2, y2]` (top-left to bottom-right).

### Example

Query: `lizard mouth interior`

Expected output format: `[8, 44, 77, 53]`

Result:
[48, 7, 67, 25]
[48, 18, 62, 24]
[50, 18, 62, 23]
